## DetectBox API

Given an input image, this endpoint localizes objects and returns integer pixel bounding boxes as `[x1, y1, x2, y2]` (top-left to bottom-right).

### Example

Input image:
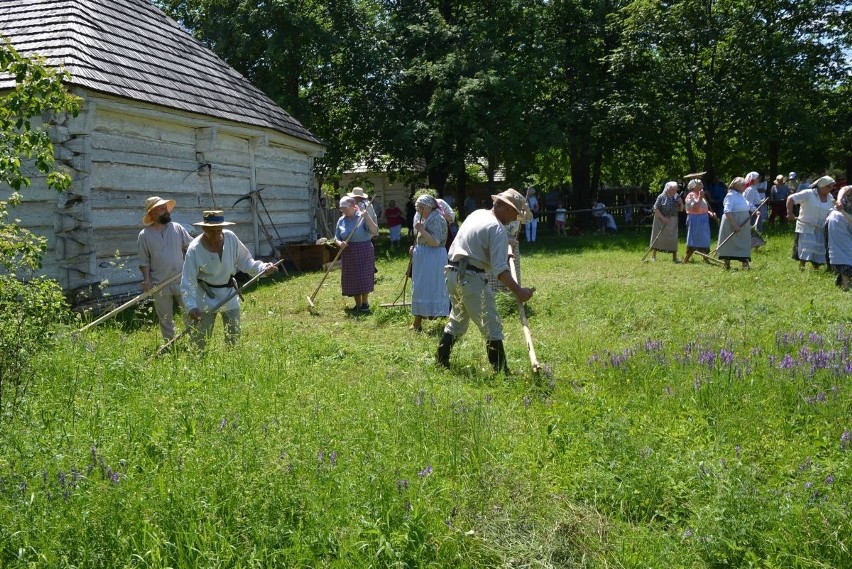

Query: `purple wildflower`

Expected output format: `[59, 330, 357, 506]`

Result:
[58, 472, 66, 489]
[841, 430, 851, 451]
[804, 481, 813, 489]
[329, 451, 337, 467]
[418, 465, 433, 478]
[719, 349, 734, 365]
[698, 350, 715, 367]
[317, 451, 324, 464]
[219, 417, 227, 431]
[682, 529, 693, 540]
[825, 474, 835, 485]
[779, 355, 796, 369]
[108, 469, 119, 484]
[397, 479, 409, 492]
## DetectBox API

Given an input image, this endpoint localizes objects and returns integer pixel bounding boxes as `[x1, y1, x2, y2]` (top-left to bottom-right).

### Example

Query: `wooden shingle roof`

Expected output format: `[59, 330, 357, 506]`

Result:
[0, 0, 324, 147]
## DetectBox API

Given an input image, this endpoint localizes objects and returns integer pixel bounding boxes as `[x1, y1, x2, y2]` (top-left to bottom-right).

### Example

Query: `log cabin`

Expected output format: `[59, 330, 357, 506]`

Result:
[0, 0, 325, 304]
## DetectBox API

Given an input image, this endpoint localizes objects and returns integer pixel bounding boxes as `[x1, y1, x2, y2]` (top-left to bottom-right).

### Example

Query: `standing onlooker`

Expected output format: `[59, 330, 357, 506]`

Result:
[709, 175, 727, 218]
[409, 195, 450, 331]
[180, 210, 276, 349]
[436, 189, 534, 373]
[648, 181, 683, 263]
[384, 200, 404, 249]
[524, 187, 539, 242]
[825, 185, 852, 290]
[463, 194, 477, 217]
[405, 195, 417, 241]
[335, 196, 379, 311]
[591, 198, 606, 232]
[787, 175, 835, 269]
[717, 177, 753, 270]
[137, 196, 193, 342]
[769, 174, 791, 225]
[682, 179, 717, 264]
[554, 202, 568, 237]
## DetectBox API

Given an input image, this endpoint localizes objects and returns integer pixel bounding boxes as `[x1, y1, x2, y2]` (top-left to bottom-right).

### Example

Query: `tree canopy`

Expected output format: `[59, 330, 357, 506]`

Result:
[156, 0, 852, 199]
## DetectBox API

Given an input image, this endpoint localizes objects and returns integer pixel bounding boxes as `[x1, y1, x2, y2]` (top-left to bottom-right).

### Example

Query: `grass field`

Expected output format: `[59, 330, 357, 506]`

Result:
[1, 223, 850, 567]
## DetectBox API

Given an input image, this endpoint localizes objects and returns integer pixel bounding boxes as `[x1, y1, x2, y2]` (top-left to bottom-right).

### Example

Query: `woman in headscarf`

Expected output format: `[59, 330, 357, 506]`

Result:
[717, 177, 753, 270]
[825, 185, 852, 290]
[649, 181, 683, 262]
[787, 175, 836, 270]
[409, 194, 450, 331]
[682, 178, 717, 264]
[335, 196, 379, 312]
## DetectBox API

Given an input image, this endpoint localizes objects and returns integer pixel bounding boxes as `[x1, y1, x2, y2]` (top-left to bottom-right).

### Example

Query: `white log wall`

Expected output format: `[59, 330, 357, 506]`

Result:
[5, 89, 323, 304]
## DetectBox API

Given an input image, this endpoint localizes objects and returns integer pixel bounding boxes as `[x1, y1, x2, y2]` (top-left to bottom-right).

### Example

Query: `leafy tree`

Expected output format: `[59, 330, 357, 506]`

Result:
[0, 40, 79, 418]
[613, 0, 851, 184]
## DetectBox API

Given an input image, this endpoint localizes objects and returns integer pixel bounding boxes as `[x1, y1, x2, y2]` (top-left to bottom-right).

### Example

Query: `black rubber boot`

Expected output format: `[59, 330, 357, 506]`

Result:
[436, 333, 456, 368]
[486, 340, 509, 374]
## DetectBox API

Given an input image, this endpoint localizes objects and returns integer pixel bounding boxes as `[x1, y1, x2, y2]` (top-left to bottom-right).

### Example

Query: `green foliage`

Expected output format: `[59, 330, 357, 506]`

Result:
[0, 41, 80, 420]
[0, 274, 67, 418]
[1, 228, 850, 565]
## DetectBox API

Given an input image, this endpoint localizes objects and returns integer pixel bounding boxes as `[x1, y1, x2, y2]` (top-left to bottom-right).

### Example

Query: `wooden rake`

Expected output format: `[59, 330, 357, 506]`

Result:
[306, 213, 366, 310]
[508, 245, 542, 374]
[380, 259, 412, 308]
[641, 219, 668, 261]
[152, 259, 283, 357]
[74, 273, 181, 336]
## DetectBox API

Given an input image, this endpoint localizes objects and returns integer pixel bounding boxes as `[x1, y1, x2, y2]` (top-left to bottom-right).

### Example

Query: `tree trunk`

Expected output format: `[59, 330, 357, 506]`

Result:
[569, 143, 592, 222]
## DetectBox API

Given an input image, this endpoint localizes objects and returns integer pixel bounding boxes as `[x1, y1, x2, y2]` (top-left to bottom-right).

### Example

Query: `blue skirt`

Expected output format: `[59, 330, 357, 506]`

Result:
[686, 213, 711, 249]
[411, 245, 449, 317]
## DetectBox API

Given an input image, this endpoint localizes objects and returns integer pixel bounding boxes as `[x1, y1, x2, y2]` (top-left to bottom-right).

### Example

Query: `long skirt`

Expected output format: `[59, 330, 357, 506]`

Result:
[717, 211, 751, 261]
[411, 245, 449, 317]
[792, 230, 826, 264]
[341, 240, 375, 296]
[686, 213, 711, 250]
[650, 215, 678, 252]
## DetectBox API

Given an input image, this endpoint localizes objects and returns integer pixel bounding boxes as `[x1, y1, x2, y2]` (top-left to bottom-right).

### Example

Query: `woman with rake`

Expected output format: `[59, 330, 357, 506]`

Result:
[717, 177, 753, 270]
[409, 194, 450, 331]
[648, 181, 684, 263]
[335, 196, 379, 312]
[787, 175, 836, 270]
[682, 179, 717, 264]
[825, 185, 852, 291]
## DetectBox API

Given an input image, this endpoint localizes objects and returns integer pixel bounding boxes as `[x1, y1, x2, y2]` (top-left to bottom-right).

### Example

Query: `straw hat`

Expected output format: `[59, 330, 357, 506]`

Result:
[346, 187, 369, 200]
[491, 189, 529, 216]
[142, 196, 176, 226]
[192, 210, 235, 227]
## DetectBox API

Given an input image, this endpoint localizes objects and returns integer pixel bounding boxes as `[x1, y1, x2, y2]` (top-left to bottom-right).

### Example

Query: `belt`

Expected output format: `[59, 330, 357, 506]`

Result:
[448, 261, 485, 273]
[200, 280, 233, 288]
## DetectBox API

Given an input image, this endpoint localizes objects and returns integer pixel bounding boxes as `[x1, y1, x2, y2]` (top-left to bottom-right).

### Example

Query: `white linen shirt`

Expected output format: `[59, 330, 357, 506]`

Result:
[180, 230, 266, 313]
[447, 208, 510, 277]
[790, 189, 834, 234]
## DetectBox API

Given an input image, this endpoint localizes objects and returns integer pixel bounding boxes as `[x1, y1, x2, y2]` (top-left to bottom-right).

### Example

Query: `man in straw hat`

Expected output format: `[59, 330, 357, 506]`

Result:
[436, 188, 535, 374]
[137, 196, 193, 342]
[180, 210, 276, 349]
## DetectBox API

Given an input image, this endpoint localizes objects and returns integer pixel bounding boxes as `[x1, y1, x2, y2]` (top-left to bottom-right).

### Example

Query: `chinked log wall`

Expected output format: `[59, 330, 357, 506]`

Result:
[43, 89, 317, 304]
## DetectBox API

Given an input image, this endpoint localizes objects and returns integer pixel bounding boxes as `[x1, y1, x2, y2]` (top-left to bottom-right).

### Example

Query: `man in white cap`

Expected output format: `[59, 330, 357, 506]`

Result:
[436, 188, 535, 373]
[137, 196, 193, 342]
[181, 210, 276, 349]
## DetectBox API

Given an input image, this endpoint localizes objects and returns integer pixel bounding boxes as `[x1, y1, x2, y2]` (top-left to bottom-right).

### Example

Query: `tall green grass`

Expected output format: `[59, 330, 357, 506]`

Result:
[1, 224, 849, 567]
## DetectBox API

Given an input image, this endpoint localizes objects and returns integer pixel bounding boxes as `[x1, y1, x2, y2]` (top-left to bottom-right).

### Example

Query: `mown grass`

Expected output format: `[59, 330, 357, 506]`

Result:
[1, 223, 850, 567]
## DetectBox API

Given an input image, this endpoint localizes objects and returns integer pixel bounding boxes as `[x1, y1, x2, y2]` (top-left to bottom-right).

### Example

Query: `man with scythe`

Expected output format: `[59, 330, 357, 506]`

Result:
[180, 210, 276, 349]
[436, 189, 535, 374]
[137, 196, 193, 342]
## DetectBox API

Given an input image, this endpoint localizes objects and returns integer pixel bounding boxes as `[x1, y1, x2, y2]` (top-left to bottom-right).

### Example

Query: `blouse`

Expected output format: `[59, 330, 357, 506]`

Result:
[723, 190, 750, 214]
[335, 213, 373, 243]
[653, 193, 680, 218]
